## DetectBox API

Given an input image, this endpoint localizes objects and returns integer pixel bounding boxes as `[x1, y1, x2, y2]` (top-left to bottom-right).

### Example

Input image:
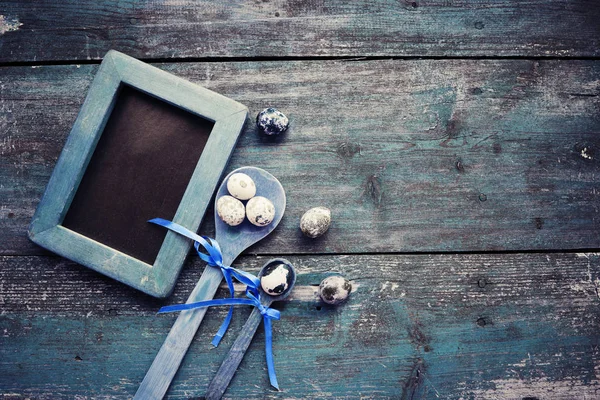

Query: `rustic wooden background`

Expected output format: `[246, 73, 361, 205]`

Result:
[1, 1, 599, 399]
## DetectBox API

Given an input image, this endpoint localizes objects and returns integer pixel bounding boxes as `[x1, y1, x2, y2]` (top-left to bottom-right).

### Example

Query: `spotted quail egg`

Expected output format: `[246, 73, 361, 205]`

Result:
[260, 262, 294, 296]
[216, 195, 246, 226]
[319, 276, 352, 305]
[246, 196, 275, 227]
[256, 108, 289, 136]
[227, 172, 256, 201]
[300, 207, 331, 238]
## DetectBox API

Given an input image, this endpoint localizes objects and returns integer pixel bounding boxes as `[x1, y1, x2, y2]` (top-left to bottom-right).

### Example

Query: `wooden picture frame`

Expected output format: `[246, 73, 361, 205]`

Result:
[28, 50, 248, 298]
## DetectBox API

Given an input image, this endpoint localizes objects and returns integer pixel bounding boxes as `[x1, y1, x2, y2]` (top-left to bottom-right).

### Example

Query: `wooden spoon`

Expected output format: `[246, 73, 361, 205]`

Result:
[134, 167, 286, 400]
[205, 258, 297, 399]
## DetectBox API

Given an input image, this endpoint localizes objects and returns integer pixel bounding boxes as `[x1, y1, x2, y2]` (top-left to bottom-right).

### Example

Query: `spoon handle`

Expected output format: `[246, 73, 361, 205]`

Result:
[134, 255, 234, 400]
[205, 299, 273, 400]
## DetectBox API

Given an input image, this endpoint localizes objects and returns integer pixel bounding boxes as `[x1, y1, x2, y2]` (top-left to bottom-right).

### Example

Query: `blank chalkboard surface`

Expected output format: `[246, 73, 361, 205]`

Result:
[62, 85, 214, 265]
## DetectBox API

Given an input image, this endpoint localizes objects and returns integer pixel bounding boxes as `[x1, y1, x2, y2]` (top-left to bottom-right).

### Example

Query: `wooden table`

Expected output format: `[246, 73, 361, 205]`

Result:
[1, 1, 599, 398]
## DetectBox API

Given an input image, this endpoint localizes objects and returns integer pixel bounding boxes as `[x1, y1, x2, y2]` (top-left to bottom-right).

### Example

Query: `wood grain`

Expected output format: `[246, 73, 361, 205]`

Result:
[1, 252, 599, 398]
[0, 0, 599, 63]
[1, 59, 599, 255]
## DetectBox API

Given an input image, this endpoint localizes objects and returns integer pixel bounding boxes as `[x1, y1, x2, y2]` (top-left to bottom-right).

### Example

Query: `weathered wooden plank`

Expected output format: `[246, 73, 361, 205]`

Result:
[1, 59, 599, 255]
[0, 0, 599, 63]
[1, 253, 599, 398]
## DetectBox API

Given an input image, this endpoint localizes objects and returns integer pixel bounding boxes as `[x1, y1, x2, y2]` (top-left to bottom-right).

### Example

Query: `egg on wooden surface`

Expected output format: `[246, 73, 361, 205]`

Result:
[227, 172, 257, 200]
[260, 262, 294, 296]
[246, 196, 275, 227]
[216, 195, 246, 226]
[319, 276, 352, 305]
[256, 108, 289, 136]
[300, 207, 331, 238]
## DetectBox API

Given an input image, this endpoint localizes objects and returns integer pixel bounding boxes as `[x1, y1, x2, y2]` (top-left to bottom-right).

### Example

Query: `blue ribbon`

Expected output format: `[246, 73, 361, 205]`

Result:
[149, 218, 259, 346]
[157, 288, 281, 389]
[149, 218, 282, 389]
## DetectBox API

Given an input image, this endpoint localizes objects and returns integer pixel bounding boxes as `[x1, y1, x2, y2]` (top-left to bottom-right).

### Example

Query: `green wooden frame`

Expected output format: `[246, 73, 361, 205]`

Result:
[28, 50, 248, 298]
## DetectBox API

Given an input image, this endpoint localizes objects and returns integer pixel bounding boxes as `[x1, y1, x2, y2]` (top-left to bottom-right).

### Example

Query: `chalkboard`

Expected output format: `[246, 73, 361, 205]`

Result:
[62, 85, 214, 266]
[28, 51, 248, 297]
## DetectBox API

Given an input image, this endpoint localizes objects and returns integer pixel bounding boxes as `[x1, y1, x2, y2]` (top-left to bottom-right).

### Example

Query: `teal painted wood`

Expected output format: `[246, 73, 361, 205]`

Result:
[0, 0, 599, 62]
[134, 167, 286, 400]
[3, 59, 598, 256]
[27, 50, 248, 298]
[1, 252, 599, 398]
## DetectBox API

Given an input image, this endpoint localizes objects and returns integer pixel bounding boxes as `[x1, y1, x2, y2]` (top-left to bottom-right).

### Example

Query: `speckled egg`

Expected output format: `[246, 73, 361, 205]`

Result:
[261, 262, 294, 296]
[256, 108, 289, 136]
[246, 196, 275, 227]
[227, 172, 256, 201]
[319, 276, 352, 305]
[300, 207, 331, 238]
[216, 195, 246, 226]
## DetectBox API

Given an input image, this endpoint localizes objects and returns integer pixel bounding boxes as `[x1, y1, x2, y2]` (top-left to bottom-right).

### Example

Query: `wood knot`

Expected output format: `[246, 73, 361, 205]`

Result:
[337, 142, 361, 159]
[366, 174, 383, 207]
[446, 119, 459, 139]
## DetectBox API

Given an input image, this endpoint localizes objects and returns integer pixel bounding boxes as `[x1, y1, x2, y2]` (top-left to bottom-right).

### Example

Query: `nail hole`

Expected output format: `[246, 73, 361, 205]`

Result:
[75, 355, 82, 361]
[411, 2, 418, 8]
[477, 278, 487, 288]
[455, 159, 464, 172]
[478, 193, 487, 202]
[476, 317, 487, 327]
[316, 306, 322, 311]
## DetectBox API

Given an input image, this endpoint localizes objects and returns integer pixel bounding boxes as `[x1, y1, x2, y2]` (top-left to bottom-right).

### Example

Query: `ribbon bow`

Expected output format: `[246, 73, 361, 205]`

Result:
[149, 218, 282, 389]
[149, 218, 259, 346]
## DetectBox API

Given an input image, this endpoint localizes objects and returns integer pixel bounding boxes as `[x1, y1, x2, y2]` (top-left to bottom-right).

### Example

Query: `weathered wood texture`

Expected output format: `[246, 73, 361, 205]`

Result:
[1, 252, 599, 398]
[0, 0, 600, 63]
[1, 59, 599, 255]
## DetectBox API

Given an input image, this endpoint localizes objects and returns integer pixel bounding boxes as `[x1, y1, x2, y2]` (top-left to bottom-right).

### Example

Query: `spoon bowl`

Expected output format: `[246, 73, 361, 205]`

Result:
[257, 258, 297, 301]
[214, 167, 286, 262]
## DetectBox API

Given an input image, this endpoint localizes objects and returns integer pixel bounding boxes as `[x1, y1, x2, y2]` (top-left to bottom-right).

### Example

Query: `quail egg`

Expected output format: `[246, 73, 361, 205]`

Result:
[256, 108, 289, 136]
[227, 172, 256, 201]
[260, 262, 294, 296]
[246, 196, 275, 227]
[319, 276, 352, 305]
[300, 207, 331, 238]
[216, 195, 246, 226]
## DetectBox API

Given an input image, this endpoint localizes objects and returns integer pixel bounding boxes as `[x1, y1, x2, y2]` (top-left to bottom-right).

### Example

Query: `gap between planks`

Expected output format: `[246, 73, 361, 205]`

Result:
[2, 54, 600, 69]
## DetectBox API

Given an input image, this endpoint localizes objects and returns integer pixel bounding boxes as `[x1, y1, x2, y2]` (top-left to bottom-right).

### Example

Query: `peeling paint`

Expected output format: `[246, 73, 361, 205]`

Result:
[0, 15, 23, 35]
[576, 253, 600, 258]
[581, 147, 593, 160]
[469, 377, 600, 398]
